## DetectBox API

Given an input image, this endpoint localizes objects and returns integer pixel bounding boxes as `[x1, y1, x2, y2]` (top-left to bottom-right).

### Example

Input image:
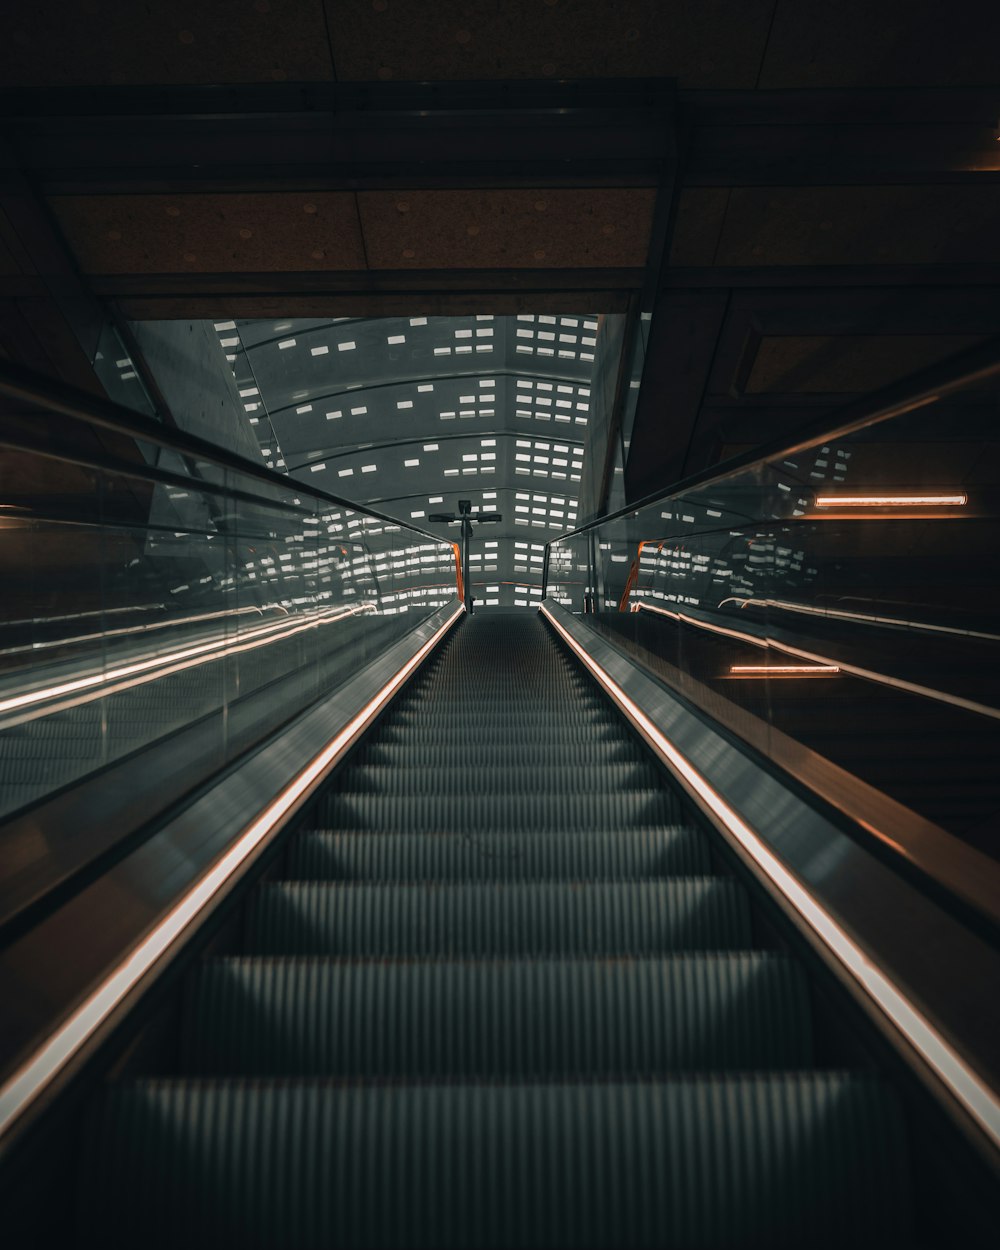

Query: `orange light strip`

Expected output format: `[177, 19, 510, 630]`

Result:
[814, 493, 967, 507]
[728, 664, 840, 677]
[540, 602, 1000, 1152]
[619, 540, 661, 613]
[452, 542, 465, 604]
[636, 601, 1000, 722]
[0, 604, 375, 724]
[0, 601, 464, 1144]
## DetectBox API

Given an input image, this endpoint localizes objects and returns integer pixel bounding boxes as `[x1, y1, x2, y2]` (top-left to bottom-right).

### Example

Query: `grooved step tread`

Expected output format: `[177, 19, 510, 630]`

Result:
[78, 1075, 912, 1248]
[247, 879, 753, 957]
[354, 741, 648, 767]
[287, 828, 711, 881]
[73, 611, 915, 1247]
[318, 790, 686, 832]
[374, 724, 629, 744]
[332, 762, 661, 796]
[180, 954, 811, 1077]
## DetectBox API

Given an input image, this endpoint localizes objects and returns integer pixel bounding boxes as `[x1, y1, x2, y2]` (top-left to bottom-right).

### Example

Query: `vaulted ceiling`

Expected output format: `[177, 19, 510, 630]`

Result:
[212, 311, 604, 606]
[1, 0, 998, 544]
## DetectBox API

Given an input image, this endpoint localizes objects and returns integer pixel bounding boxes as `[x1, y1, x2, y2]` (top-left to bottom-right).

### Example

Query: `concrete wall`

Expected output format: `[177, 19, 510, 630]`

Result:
[128, 318, 261, 462]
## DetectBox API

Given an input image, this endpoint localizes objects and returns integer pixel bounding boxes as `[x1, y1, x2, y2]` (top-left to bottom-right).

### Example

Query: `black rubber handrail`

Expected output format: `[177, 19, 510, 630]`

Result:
[0, 357, 453, 546]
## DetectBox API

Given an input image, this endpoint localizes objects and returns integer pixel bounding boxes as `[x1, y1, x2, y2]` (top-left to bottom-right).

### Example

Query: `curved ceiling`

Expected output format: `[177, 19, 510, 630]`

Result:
[215, 313, 611, 609]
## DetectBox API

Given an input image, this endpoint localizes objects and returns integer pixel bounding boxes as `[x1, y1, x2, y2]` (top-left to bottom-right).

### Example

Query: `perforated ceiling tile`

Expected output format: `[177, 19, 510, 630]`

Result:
[668, 189, 731, 268]
[759, 0, 1000, 89]
[0, 1, 334, 87]
[745, 335, 984, 395]
[358, 189, 655, 270]
[715, 186, 1000, 267]
[48, 193, 365, 274]
[0, 0, 335, 88]
[329, 0, 774, 89]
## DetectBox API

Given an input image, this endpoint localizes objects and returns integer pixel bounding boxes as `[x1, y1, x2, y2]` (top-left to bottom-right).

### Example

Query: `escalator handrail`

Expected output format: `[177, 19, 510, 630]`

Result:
[541, 601, 1000, 1159]
[0, 356, 452, 547]
[541, 332, 1000, 575]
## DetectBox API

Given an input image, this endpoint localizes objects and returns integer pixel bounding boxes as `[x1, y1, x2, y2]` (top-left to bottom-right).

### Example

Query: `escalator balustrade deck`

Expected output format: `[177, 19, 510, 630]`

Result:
[77, 613, 913, 1247]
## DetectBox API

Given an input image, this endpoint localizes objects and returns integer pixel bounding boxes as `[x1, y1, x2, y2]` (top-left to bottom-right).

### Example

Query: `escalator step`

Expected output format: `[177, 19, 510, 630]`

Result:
[78, 1074, 911, 1249]
[332, 762, 662, 796]
[71, 613, 919, 1246]
[180, 954, 811, 1077]
[387, 708, 609, 726]
[246, 879, 753, 956]
[374, 723, 628, 745]
[353, 740, 648, 768]
[318, 790, 685, 832]
[400, 680, 593, 698]
[287, 827, 711, 881]
[391, 689, 603, 706]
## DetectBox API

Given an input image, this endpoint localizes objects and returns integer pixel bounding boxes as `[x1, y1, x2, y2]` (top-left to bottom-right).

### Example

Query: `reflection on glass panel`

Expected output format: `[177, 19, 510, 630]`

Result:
[90, 321, 159, 421]
[0, 416, 458, 823]
[545, 375, 1000, 860]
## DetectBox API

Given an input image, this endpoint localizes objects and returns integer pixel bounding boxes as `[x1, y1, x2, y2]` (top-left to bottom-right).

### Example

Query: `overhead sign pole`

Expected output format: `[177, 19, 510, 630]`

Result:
[428, 499, 502, 615]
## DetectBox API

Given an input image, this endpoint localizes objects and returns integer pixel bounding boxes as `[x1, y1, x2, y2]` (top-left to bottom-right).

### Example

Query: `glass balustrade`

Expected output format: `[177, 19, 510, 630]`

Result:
[0, 397, 460, 821]
[545, 360, 1000, 859]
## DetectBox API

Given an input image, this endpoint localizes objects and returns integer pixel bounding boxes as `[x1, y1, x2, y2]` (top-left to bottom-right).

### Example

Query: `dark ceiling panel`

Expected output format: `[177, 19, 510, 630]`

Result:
[714, 187, 1000, 267]
[667, 188, 730, 266]
[358, 188, 656, 270]
[327, 0, 773, 88]
[47, 193, 365, 274]
[760, 0, 1000, 89]
[745, 334, 986, 394]
[623, 289, 729, 500]
[0, 1, 333, 87]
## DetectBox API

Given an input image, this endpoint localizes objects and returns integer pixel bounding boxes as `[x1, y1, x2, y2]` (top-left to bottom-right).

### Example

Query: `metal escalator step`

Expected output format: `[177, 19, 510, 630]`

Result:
[398, 669, 592, 685]
[384, 712, 613, 732]
[374, 723, 628, 745]
[287, 828, 711, 881]
[401, 680, 593, 698]
[392, 687, 602, 704]
[78, 1074, 911, 1248]
[395, 700, 601, 716]
[407, 674, 590, 691]
[354, 740, 648, 768]
[246, 879, 752, 957]
[318, 790, 685, 832]
[332, 762, 661, 796]
[180, 954, 811, 1077]
[386, 707, 611, 725]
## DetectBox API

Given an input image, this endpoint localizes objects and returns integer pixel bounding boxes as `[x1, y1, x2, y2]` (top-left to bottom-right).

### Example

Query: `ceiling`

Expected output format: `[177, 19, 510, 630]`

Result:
[210, 311, 605, 607]
[1, 0, 998, 542]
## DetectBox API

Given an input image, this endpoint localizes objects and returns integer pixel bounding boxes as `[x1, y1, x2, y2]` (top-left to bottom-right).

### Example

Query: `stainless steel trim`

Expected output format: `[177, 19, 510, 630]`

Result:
[541, 600, 1000, 1161]
[636, 599, 1000, 722]
[624, 601, 1000, 927]
[0, 599, 463, 1149]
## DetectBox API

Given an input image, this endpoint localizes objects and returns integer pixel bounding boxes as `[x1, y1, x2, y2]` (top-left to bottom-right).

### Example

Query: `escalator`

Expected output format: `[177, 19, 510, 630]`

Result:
[73, 611, 913, 1247]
